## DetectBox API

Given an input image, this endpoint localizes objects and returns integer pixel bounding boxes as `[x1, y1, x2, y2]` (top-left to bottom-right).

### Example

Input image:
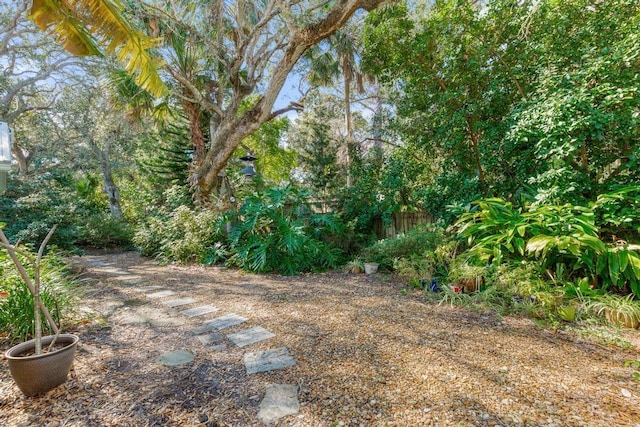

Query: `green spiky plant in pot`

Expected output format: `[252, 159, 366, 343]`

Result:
[0, 225, 80, 396]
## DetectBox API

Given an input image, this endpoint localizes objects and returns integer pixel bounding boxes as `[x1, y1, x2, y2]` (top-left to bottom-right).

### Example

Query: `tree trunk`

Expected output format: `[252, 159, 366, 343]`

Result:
[11, 144, 38, 175]
[465, 116, 485, 186]
[184, 0, 389, 203]
[185, 101, 206, 164]
[344, 71, 353, 187]
[101, 162, 123, 219]
[89, 135, 123, 218]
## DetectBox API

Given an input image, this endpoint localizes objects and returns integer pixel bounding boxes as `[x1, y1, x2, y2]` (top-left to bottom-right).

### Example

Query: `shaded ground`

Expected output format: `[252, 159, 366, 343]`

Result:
[1, 251, 640, 426]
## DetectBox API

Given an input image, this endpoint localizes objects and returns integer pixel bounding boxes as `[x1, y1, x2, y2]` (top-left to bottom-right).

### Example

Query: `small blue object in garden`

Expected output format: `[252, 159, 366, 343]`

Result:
[421, 278, 440, 292]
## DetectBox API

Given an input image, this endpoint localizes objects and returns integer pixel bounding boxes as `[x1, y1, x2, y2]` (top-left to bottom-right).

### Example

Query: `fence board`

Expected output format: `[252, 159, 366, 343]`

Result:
[373, 212, 432, 239]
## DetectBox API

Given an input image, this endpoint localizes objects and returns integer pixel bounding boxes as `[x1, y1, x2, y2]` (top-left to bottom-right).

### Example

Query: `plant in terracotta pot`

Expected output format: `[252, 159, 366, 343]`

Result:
[344, 257, 364, 274]
[0, 226, 80, 396]
[586, 294, 640, 329]
[448, 262, 486, 293]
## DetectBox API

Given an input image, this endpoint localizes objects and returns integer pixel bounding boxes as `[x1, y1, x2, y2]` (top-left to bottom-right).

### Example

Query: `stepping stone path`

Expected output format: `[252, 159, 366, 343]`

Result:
[90, 262, 300, 425]
[196, 332, 224, 346]
[227, 326, 275, 348]
[163, 297, 196, 308]
[146, 290, 177, 299]
[244, 347, 296, 374]
[112, 274, 143, 283]
[139, 286, 162, 292]
[180, 305, 218, 317]
[204, 313, 247, 330]
[258, 384, 300, 424]
[156, 350, 194, 367]
[99, 267, 129, 275]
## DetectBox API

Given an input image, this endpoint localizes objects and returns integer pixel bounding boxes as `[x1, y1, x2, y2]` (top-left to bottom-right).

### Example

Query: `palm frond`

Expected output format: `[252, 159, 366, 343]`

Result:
[30, 0, 166, 97]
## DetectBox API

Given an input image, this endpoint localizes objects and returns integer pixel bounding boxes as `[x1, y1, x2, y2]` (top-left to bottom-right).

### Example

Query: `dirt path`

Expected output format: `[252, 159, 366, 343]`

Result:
[1, 251, 640, 426]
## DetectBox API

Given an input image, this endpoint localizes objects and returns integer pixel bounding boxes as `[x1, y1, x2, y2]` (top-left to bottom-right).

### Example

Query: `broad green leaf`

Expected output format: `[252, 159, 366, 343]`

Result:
[608, 251, 620, 285]
[619, 249, 630, 272]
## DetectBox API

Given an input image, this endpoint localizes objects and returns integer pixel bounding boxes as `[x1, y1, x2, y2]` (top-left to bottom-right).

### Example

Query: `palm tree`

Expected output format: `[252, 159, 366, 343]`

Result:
[307, 26, 365, 186]
[29, 0, 165, 97]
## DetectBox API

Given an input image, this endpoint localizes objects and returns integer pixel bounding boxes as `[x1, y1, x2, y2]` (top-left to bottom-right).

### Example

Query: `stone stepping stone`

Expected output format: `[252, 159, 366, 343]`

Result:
[146, 290, 177, 299]
[203, 313, 247, 330]
[244, 347, 296, 374]
[191, 323, 218, 335]
[120, 307, 187, 327]
[146, 312, 187, 327]
[180, 305, 218, 318]
[99, 267, 129, 275]
[227, 326, 275, 347]
[196, 332, 224, 346]
[85, 259, 111, 267]
[119, 312, 148, 325]
[156, 350, 194, 367]
[258, 384, 300, 424]
[112, 275, 143, 283]
[163, 297, 197, 308]
[139, 285, 162, 292]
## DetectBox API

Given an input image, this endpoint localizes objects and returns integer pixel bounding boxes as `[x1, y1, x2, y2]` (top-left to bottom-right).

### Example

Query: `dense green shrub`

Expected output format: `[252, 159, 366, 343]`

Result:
[132, 190, 224, 263]
[361, 224, 449, 270]
[0, 172, 134, 250]
[76, 212, 134, 248]
[0, 173, 83, 249]
[0, 248, 77, 343]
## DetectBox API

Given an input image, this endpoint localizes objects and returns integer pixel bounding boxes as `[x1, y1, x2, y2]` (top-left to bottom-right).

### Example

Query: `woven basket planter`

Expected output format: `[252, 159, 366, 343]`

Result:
[5, 334, 80, 396]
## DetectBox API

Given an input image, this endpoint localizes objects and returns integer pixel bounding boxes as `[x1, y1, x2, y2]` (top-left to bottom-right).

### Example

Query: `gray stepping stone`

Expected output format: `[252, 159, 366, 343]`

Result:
[139, 285, 162, 292]
[119, 312, 148, 325]
[181, 305, 218, 317]
[212, 344, 227, 351]
[119, 307, 186, 327]
[196, 333, 224, 345]
[244, 347, 296, 374]
[163, 297, 197, 308]
[204, 313, 247, 330]
[112, 275, 143, 283]
[258, 384, 300, 424]
[146, 312, 187, 327]
[156, 350, 194, 367]
[85, 259, 111, 267]
[227, 326, 275, 347]
[146, 290, 177, 299]
[99, 267, 129, 275]
[191, 323, 217, 335]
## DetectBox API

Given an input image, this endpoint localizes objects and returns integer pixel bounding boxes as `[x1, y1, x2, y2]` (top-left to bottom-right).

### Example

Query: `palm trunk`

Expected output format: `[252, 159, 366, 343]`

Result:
[344, 72, 353, 187]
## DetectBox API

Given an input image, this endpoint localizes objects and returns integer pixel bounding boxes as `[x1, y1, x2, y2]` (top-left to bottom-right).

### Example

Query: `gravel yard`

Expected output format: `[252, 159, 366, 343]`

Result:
[1, 251, 639, 426]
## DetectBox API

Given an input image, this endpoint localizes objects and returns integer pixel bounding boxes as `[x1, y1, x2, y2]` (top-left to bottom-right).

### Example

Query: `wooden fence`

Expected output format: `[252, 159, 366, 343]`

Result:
[372, 211, 433, 239]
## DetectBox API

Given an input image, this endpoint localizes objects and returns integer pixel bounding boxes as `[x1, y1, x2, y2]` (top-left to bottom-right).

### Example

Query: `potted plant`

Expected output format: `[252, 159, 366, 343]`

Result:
[344, 257, 364, 274]
[0, 226, 80, 396]
[586, 294, 640, 329]
[449, 262, 485, 293]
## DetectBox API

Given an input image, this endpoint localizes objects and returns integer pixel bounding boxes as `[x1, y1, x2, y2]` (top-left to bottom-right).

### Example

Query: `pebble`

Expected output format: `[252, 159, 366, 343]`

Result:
[621, 388, 632, 398]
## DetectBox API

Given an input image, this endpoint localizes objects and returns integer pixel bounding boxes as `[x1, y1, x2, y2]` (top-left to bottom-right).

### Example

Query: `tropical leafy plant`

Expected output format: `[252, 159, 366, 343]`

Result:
[456, 196, 640, 296]
[223, 186, 344, 275]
